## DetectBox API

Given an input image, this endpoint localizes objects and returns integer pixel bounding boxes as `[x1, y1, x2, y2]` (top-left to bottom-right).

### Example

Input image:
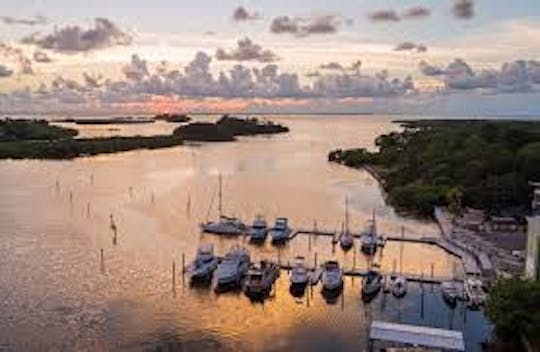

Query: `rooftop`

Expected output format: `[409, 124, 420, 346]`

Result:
[369, 321, 465, 351]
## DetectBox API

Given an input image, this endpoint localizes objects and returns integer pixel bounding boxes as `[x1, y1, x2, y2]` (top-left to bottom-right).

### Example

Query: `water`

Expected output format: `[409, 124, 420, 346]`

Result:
[0, 115, 490, 351]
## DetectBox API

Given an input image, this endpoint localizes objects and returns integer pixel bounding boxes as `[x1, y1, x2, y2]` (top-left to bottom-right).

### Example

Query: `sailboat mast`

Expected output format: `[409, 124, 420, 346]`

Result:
[400, 225, 404, 275]
[218, 173, 223, 218]
[345, 195, 349, 233]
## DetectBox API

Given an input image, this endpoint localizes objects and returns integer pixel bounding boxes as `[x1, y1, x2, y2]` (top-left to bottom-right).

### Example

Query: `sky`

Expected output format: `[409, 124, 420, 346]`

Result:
[0, 0, 539, 116]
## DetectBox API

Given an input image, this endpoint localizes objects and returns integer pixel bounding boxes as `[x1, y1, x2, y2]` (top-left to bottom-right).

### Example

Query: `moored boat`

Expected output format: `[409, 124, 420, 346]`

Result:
[289, 256, 309, 288]
[441, 280, 460, 307]
[215, 247, 250, 288]
[362, 269, 382, 301]
[360, 211, 378, 255]
[244, 260, 280, 297]
[465, 277, 486, 309]
[270, 217, 292, 243]
[188, 244, 218, 280]
[321, 260, 343, 291]
[392, 275, 407, 298]
[201, 174, 246, 236]
[339, 196, 354, 250]
[249, 215, 268, 243]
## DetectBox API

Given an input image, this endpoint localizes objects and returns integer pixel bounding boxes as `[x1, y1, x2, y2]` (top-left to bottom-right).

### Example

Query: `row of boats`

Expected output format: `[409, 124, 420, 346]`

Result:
[187, 244, 479, 308]
[202, 215, 292, 244]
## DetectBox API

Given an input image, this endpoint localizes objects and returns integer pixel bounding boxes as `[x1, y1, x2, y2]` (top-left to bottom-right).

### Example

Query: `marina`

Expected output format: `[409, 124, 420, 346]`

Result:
[0, 115, 492, 351]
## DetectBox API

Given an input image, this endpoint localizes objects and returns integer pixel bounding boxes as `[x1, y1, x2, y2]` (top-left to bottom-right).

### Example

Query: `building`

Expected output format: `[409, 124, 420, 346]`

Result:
[525, 182, 540, 280]
[525, 216, 540, 280]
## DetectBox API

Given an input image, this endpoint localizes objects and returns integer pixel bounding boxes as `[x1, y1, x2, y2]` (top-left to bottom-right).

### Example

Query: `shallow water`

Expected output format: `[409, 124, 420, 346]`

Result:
[0, 115, 490, 351]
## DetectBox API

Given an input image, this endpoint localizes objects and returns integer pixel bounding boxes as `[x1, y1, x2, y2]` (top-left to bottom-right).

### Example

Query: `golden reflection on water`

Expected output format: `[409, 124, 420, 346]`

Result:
[0, 115, 473, 351]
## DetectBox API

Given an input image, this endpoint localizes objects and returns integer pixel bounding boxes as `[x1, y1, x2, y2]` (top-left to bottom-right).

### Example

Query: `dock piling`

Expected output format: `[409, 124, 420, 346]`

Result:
[100, 248, 104, 273]
[172, 260, 176, 293]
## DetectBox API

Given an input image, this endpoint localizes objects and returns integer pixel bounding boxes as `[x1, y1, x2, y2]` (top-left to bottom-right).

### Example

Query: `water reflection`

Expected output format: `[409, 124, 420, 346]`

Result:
[0, 115, 490, 351]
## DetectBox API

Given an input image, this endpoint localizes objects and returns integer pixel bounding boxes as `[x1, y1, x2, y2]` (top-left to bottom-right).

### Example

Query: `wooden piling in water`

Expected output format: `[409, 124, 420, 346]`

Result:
[314, 252, 318, 268]
[172, 261, 176, 293]
[100, 249, 104, 274]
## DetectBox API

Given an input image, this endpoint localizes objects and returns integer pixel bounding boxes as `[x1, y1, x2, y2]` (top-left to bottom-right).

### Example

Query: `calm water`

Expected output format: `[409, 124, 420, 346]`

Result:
[0, 115, 490, 351]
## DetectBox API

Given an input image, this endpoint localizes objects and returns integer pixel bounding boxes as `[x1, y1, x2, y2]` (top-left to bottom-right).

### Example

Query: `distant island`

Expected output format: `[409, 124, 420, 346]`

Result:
[153, 113, 191, 123]
[329, 119, 540, 217]
[0, 115, 289, 159]
[55, 113, 192, 125]
[174, 115, 289, 142]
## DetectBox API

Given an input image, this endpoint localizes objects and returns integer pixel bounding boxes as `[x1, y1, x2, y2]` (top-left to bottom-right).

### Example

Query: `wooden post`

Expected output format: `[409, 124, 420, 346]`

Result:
[314, 252, 318, 268]
[172, 261, 176, 293]
[100, 248, 104, 274]
[421, 272, 425, 319]
[353, 249, 357, 270]
[182, 253, 185, 289]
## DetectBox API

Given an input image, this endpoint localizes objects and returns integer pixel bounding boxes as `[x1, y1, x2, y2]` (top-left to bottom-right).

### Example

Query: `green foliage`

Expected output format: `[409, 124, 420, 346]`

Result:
[0, 119, 78, 141]
[174, 115, 289, 141]
[0, 135, 183, 159]
[485, 278, 540, 348]
[329, 120, 540, 216]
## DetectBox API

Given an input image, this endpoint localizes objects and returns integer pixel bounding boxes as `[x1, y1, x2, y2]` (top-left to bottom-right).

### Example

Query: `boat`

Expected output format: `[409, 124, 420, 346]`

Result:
[441, 281, 460, 307]
[290, 256, 309, 288]
[392, 276, 407, 298]
[339, 195, 354, 250]
[360, 211, 378, 255]
[249, 215, 268, 243]
[270, 217, 292, 243]
[244, 260, 280, 297]
[465, 277, 486, 309]
[391, 226, 407, 298]
[362, 269, 382, 301]
[201, 174, 246, 235]
[321, 260, 343, 291]
[215, 247, 250, 287]
[382, 275, 392, 294]
[188, 244, 218, 280]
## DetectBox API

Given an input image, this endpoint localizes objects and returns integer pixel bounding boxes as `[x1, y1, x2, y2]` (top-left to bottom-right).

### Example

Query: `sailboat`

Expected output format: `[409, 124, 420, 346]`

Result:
[392, 226, 408, 298]
[201, 174, 246, 235]
[360, 210, 378, 255]
[339, 195, 354, 250]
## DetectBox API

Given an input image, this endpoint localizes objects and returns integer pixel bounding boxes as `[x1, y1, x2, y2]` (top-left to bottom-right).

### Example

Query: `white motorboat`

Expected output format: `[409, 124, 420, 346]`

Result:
[270, 217, 292, 243]
[289, 256, 309, 287]
[201, 174, 246, 236]
[188, 244, 218, 280]
[244, 260, 280, 297]
[392, 275, 407, 298]
[215, 247, 250, 287]
[249, 215, 268, 242]
[465, 277, 486, 309]
[321, 260, 343, 291]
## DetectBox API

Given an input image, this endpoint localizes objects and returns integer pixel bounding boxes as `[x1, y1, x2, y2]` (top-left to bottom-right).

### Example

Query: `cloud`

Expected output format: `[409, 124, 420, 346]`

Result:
[0, 15, 47, 26]
[301, 15, 339, 35]
[394, 42, 428, 53]
[0, 42, 33, 74]
[403, 6, 431, 19]
[420, 58, 540, 93]
[270, 16, 298, 34]
[232, 6, 259, 21]
[215, 37, 278, 63]
[21, 18, 132, 53]
[368, 10, 400, 22]
[123, 54, 149, 81]
[452, 0, 474, 20]
[305, 71, 321, 78]
[320, 62, 344, 70]
[0, 65, 13, 77]
[33, 50, 52, 63]
[83, 72, 103, 88]
[270, 15, 341, 36]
